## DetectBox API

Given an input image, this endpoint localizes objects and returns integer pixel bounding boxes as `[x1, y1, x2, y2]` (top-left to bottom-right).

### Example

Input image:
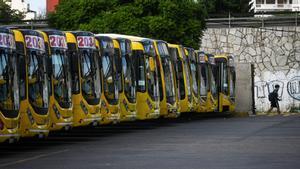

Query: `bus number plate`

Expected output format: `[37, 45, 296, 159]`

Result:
[77, 36, 95, 49]
[25, 35, 45, 51]
[49, 35, 67, 49]
[0, 33, 15, 49]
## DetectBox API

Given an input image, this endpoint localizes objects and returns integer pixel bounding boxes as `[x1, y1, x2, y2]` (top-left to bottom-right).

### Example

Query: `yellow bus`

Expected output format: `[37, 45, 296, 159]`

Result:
[207, 54, 218, 112]
[185, 47, 199, 112]
[102, 34, 160, 120]
[95, 36, 120, 124]
[131, 40, 160, 120]
[13, 29, 50, 138]
[39, 30, 73, 131]
[168, 44, 192, 113]
[215, 54, 236, 112]
[65, 31, 101, 127]
[0, 28, 20, 143]
[195, 51, 211, 112]
[154, 40, 179, 118]
[115, 36, 178, 118]
[97, 34, 137, 122]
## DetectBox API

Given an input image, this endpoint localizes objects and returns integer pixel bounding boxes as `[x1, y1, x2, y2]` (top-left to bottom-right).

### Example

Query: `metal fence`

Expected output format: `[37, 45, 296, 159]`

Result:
[206, 15, 300, 28]
[0, 19, 49, 29]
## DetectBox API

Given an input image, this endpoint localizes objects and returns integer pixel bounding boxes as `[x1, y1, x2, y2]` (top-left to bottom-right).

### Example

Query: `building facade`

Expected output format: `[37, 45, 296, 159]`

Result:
[46, 0, 59, 13]
[5, 0, 36, 20]
[250, 0, 300, 12]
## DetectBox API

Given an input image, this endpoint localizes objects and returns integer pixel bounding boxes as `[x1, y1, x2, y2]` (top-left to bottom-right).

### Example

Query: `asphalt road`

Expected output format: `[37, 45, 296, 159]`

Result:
[0, 113, 299, 169]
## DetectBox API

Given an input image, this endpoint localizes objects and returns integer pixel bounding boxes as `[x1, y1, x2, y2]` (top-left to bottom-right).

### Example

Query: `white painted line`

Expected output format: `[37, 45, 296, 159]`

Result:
[0, 149, 69, 168]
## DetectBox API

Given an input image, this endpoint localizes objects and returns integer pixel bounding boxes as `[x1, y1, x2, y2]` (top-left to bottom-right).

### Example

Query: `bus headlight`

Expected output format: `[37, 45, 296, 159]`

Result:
[53, 104, 61, 119]
[80, 101, 88, 115]
[27, 109, 34, 124]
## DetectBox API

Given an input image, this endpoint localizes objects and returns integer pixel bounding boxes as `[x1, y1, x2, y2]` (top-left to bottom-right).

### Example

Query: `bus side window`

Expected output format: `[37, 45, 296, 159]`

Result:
[67, 43, 80, 94]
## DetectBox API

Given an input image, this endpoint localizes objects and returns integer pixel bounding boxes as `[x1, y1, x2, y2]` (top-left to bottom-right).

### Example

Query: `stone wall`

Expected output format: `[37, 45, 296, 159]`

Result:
[200, 27, 300, 112]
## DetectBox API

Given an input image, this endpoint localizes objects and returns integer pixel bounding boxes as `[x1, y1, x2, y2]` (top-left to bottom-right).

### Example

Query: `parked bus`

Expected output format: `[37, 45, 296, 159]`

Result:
[13, 29, 50, 138]
[97, 34, 137, 122]
[195, 51, 211, 112]
[65, 31, 101, 127]
[207, 54, 218, 112]
[95, 36, 120, 124]
[168, 44, 193, 113]
[0, 28, 20, 143]
[154, 40, 179, 118]
[113, 35, 178, 118]
[131, 40, 160, 120]
[185, 47, 199, 112]
[215, 54, 236, 112]
[39, 30, 73, 131]
[105, 34, 160, 120]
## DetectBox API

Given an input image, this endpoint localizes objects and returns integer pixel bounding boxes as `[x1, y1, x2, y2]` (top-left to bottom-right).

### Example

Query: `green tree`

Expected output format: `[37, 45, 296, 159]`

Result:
[48, 0, 207, 49]
[0, 0, 24, 22]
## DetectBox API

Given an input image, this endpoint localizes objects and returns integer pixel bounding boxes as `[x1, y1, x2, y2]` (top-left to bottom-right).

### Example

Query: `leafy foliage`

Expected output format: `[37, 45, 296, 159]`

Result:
[48, 0, 207, 49]
[0, 0, 25, 22]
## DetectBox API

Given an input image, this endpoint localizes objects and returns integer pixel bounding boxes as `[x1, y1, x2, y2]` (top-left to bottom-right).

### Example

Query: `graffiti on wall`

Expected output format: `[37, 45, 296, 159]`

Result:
[255, 81, 267, 98]
[287, 76, 300, 101]
[255, 80, 284, 99]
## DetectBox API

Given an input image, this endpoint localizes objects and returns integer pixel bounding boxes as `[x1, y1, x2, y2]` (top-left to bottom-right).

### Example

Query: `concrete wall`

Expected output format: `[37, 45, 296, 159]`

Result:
[235, 63, 253, 113]
[200, 26, 300, 112]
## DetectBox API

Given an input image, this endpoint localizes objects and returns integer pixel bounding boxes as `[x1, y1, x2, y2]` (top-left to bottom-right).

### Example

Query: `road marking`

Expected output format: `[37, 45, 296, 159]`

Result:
[0, 149, 69, 168]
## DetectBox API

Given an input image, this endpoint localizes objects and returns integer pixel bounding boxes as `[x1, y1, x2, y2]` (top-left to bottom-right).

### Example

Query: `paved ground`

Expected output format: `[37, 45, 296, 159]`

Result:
[0, 113, 299, 169]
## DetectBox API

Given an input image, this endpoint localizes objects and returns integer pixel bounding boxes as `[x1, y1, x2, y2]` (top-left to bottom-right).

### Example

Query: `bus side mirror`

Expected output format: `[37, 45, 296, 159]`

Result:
[149, 57, 155, 71]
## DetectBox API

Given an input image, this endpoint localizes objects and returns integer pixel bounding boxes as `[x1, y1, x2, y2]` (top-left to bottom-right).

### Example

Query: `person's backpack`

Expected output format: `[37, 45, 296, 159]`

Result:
[268, 92, 275, 101]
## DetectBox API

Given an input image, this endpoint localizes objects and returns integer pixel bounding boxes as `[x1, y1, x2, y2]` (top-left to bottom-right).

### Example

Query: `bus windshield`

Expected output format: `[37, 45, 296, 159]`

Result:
[145, 54, 159, 101]
[0, 49, 20, 117]
[157, 42, 176, 104]
[199, 63, 208, 97]
[133, 50, 146, 93]
[101, 50, 118, 104]
[115, 48, 122, 93]
[222, 62, 229, 95]
[28, 50, 49, 114]
[189, 55, 198, 97]
[230, 67, 236, 98]
[80, 50, 101, 105]
[143, 43, 159, 102]
[51, 50, 72, 108]
[121, 52, 136, 103]
[180, 48, 191, 99]
[209, 64, 218, 99]
[169, 47, 185, 100]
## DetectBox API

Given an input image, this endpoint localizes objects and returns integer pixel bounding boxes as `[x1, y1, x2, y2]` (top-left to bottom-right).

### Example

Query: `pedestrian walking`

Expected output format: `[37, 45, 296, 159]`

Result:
[267, 84, 281, 114]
